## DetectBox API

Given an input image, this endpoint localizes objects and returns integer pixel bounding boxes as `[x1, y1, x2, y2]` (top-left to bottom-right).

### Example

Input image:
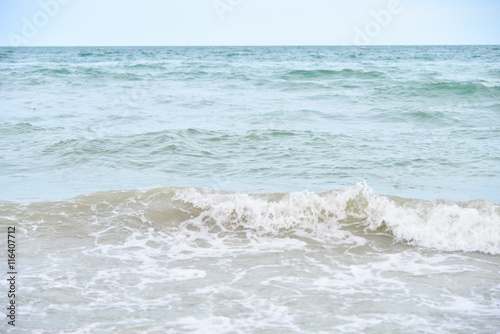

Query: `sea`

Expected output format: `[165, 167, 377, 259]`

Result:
[0, 45, 499, 333]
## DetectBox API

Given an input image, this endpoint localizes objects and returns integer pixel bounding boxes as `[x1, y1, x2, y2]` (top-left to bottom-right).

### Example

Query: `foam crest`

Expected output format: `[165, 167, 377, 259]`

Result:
[2, 183, 498, 254]
[172, 183, 500, 254]
[364, 191, 500, 254]
[171, 185, 363, 235]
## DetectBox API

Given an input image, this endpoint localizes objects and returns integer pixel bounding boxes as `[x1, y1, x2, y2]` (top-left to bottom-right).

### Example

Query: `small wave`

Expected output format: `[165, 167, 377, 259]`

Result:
[244, 129, 299, 139]
[78, 51, 113, 58]
[29, 66, 148, 81]
[27, 68, 72, 76]
[282, 69, 383, 80]
[419, 81, 500, 96]
[0, 52, 12, 59]
[374, 108, 461, 126]
[78, 52, 94, 57]
[0, 122, 47, 135]
[112, 72, 143, 81]
[129, 62, 168, 70]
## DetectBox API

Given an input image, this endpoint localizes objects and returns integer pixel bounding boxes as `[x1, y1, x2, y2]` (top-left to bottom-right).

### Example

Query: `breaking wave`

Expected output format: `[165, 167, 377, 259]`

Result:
[2, 183, 499, 254]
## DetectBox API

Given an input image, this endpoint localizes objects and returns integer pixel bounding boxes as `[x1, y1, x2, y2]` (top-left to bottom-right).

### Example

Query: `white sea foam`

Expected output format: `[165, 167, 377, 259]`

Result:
[172, 183, 500, 254]
[2, 183, 499, 334]
[363, 187, 500, 254]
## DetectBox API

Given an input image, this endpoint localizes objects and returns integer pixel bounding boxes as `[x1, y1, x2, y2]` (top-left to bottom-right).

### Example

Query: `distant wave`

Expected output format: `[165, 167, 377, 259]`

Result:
[18, 66, 145, 81]
[373, 108, 463, 126]
[421, 81, 500, 96]
[371, 80, 500, 100]
[282, 69, 384, 79]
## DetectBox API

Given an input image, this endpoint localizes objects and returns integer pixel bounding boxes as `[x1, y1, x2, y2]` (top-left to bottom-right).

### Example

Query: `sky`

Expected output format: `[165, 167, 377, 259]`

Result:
[0, 0, 499, 46]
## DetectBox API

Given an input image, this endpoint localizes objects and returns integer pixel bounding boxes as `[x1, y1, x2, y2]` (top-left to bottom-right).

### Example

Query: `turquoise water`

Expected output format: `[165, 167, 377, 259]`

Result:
[1, 46, 500, 333]
[1, 46, 499, 202]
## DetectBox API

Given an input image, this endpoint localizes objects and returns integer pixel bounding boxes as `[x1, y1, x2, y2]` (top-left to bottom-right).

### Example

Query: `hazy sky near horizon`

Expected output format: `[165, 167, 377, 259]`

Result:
[0, 0, 499, 46]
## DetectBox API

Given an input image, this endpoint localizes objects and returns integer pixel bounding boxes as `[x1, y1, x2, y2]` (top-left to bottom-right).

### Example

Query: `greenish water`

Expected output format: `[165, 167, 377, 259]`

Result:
[1, 46, 499, 202]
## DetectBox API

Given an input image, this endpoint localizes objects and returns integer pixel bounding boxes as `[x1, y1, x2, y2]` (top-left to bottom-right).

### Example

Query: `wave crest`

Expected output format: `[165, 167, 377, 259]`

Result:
[2, 183, 499, 254]
[172, 183, 500, 254]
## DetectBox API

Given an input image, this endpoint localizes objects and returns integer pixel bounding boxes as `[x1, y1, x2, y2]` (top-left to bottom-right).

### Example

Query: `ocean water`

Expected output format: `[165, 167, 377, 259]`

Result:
[0, 46, 499, 333]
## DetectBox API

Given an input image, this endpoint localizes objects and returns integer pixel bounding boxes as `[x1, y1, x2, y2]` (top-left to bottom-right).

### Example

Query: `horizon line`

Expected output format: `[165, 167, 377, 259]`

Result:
[1, 44, 499, 48]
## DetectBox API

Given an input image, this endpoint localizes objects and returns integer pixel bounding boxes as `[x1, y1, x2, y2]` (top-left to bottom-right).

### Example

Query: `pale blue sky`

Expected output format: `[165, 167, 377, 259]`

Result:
[0, 0, 499, 46]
